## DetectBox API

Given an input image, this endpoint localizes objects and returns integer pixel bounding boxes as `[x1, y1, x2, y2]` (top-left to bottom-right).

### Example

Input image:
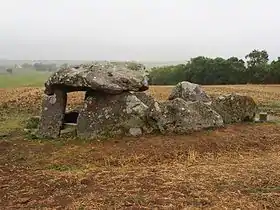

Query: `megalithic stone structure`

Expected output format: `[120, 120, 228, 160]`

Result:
[38, 89, 67, 138]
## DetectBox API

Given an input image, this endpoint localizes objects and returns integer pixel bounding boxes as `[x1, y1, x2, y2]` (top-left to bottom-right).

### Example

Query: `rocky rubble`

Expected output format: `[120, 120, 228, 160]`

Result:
[167, 81, 258, 125]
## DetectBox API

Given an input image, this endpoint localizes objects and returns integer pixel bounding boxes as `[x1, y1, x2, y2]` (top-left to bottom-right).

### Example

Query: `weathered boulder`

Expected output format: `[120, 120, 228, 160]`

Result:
[38, 89, 67, 138]
[44, 61, 149, 95]
[147, 98, 223, 134]
[168, 81, 211, 103]
[211, 93, 257, 124]
[76, 91, 154, 138]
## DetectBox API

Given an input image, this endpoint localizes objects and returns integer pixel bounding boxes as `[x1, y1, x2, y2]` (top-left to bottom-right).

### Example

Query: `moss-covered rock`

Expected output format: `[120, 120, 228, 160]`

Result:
[211, 93, 258, 124]
[147, 98, 224, 134]
[77, 91, 155, 139]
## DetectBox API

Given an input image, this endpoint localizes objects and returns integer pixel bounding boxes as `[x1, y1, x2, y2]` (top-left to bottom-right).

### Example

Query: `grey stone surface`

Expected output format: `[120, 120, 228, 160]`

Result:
[132, 92, 155, 107]
[38, 89, 67, 138]
[44, 61, 149, 95]
[60, 126, 77, 138]
[259, 112, 268, 122]
[77, 91, 153, 139]
[211, 93, 258, 124]
[147, 98, 223, 134]
[36, 70, 259, 139]
[129, 128, 143, 137]
[168, 81, 211, 103]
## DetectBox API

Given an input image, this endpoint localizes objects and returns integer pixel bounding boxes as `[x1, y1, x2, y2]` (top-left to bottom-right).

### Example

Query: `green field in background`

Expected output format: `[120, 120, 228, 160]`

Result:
[0, 71, 51, 88]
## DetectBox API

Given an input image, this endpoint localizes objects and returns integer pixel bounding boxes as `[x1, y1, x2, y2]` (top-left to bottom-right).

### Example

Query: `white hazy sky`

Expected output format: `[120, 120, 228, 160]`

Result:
[0, 0, 279, 61]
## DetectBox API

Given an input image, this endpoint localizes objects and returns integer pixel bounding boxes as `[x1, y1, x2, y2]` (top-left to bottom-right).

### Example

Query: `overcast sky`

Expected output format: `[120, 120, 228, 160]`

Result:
[0, 0, 279, 61]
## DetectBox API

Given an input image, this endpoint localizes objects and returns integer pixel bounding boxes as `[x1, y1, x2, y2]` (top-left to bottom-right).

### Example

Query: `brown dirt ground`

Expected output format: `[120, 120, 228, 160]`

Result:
[1, 85, 280, 209]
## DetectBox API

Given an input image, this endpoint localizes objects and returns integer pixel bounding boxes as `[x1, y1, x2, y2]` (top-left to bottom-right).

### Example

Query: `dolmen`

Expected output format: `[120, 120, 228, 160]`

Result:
[31, 62, 258, 139]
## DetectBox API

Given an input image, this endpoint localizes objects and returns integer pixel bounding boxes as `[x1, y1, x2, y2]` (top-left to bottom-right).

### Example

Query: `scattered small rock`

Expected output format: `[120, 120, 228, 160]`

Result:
[129, 128, 142, 137]
[80, 178, 91, 185]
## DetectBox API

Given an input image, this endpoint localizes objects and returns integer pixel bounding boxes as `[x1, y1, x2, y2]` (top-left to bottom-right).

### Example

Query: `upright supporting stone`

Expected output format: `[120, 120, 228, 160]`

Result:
[38, 89, 67, 138]
[77, 91, 150, 139]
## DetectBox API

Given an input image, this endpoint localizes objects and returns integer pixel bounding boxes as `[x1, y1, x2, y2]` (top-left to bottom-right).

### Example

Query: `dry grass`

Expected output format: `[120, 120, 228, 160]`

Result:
[1, 85, 280, 209]
[149, 84, 280, 105]
[2, 84, 280, 113]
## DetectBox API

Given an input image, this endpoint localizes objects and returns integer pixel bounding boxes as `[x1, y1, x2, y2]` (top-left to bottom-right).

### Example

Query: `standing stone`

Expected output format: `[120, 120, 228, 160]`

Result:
[77, 91, 152, 139]
[168, 81, 211, 103]
[38, 89, 67, 138]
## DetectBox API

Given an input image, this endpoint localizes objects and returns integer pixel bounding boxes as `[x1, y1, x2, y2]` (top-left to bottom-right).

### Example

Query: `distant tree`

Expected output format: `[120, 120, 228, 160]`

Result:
[226, 57, 247, 84]
[34, 63, 57, 72]
[266, 57, 280, 83]
[245, 49, 269, 83]
[186, 56, 211, 84]
[6, 68, 13, 74]
[147, 49, 280, 85]
[21, 63, 33, 68]
[245, 49, 269, 67]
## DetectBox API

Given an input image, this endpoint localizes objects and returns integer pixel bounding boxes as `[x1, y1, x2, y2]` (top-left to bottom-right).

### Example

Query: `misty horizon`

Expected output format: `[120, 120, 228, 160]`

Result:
[1, 0, 279, 61]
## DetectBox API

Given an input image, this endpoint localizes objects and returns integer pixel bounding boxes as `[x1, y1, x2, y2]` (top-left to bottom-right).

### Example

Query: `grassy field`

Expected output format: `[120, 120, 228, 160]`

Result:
[1, 73, 280, 209]
[0, 71, 51, 88]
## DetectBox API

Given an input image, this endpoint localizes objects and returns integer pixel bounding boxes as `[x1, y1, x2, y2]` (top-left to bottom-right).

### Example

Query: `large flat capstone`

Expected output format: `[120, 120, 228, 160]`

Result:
[44, 61, 149, 95]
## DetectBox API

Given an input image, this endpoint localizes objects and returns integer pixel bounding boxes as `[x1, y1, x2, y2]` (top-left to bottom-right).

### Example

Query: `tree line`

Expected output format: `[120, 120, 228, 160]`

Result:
[148, 50, 280, 85]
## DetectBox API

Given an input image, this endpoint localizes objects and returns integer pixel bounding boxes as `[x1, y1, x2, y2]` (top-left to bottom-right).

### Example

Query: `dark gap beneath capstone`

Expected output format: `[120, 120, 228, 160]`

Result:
[243, 116, 251, 122]
[50, 84, 93, 93]
[49, 84, 131, 96]
[64, 111, 79, 124]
